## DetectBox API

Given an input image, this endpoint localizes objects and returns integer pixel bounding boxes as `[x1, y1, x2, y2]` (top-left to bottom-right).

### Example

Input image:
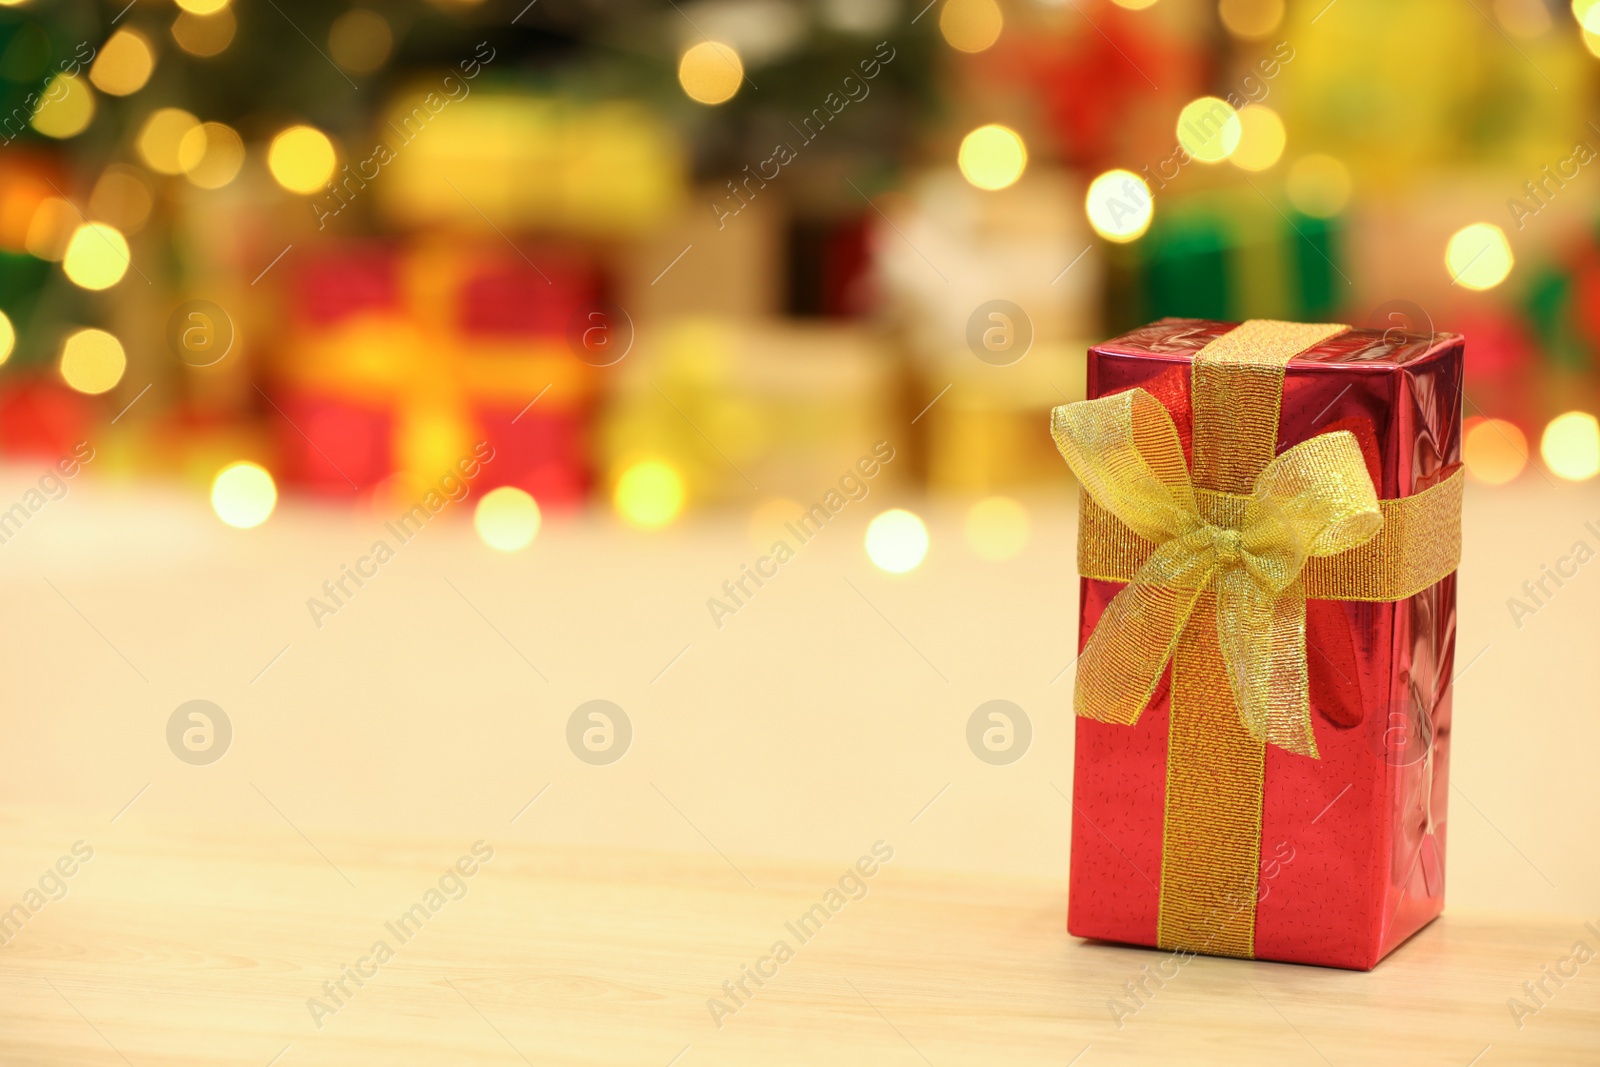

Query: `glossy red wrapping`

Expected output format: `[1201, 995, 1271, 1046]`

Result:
[1066, 319, 1463, 970]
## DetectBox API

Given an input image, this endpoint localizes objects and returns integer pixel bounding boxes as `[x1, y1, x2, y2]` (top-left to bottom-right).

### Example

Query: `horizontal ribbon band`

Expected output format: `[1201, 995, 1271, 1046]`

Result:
[1077, 468, 1464, 602]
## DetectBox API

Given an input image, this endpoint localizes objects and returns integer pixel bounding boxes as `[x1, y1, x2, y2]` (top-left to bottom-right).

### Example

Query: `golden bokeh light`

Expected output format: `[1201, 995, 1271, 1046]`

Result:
[940, 0, 1003, 52]
[474, 486, 542, 551]
[59, 328, 126, 395]
[1176, 97, 1241, 164]
[1285, 153, 1352, 217]
[1463, 418, 1528, 484]
[62, 223, 131, 290]
[32, 74, 94, 139]
[1110, 0, 1161, 9]
[748, 497, 804, 551]
[1086, 169, 1154, 243]
[0, 310, 14, 366]
[268, 125, 337, 194]
[89, 166, 154, 235]
[179, 121, 245, 189]
[89, 29, 155, 96]
[24, 198, 79, 261]
[138, 107, 201, 175]
[965, 496, 1029, 562]
[211, 461, 278, 529]
[176, 0, 230, 13]
[1219, 0, 1285, 38]
[678, 41, 743, 106]
[1230, 105, 1286, 171]
[614, 459, 685, 527]
[330, 9, 394, 73]
[1541, 411, 1600, 481]
[958, 124, 1028, 191]
[1445, 222, 1514, 290]
[865, 509, 929, 574]
[172, 7, 236, 57]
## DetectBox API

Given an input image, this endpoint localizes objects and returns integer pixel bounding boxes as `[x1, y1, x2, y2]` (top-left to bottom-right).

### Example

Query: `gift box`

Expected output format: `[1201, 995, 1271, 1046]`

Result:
[1054, 318, 1463, 970]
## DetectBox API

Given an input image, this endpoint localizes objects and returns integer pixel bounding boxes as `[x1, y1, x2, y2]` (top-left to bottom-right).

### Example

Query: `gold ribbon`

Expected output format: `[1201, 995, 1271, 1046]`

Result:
[1053, 320, 1462, 957]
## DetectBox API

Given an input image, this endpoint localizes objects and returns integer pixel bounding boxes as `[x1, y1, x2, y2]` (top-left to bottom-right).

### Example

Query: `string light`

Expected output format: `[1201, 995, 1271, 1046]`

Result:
[1541, 411, 1600, 481]
[614, 460, 685, 527]
[89, 30, 155, 96]
[268, 125, 337, 194]
[32, 75, 94, 139]
[138, 108, 200, 175]
[1085, 169, 1154, 243]
[1463, 418, 1527, 484]
[940, 0, 1003, 52]
[1230, 105, 1286, 171]
[474, 486, 542, 551]
[865, 509, 929, 573]
[61, 223, 131, 290]
[1445, 223, 1514, 290]
[211, 462, 277, 529]
[59, 328, 126, 395]
[958, 124, 1027, 191]
[1176, 97, 1241, 164]
[678, 42, 743, 105]
[179, 122, 245, 189]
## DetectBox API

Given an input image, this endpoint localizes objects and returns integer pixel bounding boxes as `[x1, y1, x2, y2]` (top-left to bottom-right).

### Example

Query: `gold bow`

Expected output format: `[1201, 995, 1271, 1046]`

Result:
[1051, 387, 1384, 759]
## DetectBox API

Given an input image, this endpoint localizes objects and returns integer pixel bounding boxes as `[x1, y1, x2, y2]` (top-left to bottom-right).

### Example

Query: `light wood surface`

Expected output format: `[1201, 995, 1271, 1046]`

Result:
[1, 808, 1596, 1066]
[1, 473, 1598, 1062]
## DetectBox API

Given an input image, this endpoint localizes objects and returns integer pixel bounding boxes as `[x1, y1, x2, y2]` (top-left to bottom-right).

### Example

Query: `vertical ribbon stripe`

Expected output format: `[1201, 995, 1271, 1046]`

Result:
[1190, 320, 1349, 494]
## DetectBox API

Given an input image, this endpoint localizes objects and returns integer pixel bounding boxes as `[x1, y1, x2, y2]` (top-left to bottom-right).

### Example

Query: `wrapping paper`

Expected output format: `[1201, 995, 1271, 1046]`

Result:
[1066, 318, 1462, 970]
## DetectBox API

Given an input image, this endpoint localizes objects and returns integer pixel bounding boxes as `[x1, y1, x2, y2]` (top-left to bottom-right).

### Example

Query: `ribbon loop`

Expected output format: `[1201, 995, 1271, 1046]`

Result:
[1053, 387, 1385, 758]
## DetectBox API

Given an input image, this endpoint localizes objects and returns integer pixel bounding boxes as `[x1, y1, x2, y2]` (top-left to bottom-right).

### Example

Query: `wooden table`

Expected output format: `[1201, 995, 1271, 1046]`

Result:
[1, 808, 1595, 1066]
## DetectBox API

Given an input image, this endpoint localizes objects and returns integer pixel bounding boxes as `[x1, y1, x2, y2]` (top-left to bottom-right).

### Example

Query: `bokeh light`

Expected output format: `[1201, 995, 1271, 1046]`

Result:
[1219, 0, 1285, 38]
[89, 166, 154, 235]
[958, 124, 1027, 191]
[1285, 154, 1352, 218]
[1463, 418, 1528, 484]
[24, 198, 79, 261]
[268, 125, 337, 194]
[62, 223, 131, 290]
[678, 41, 743, 105]
[865, 509, 929, 573]
[32, 74, 94, 139]
[1086, 169, 1154, 243]
[940, 0, 1003, 52]
[211, 461, 278, 529]
[172, 7, 236, 56]
[1230, 105, 1286, 171]
[330, 9, 394, 73]
[614, 460, 685, 527]
[1541, 411, 1600, 481]
[1446, 223, 1514, 290]
[1176, 97, 1241, 164]
[89, 30, 155, 96]
[474, 486, 542, 551]
[0, 310, 14, 366]
[1110, 0, 1161, 9]
[138, 108, 201, 175]
[176, 0, 231, 14]
[965, 496, 1029, 561]
[59, 328, 126, 395]
[179, 122, 245, 189]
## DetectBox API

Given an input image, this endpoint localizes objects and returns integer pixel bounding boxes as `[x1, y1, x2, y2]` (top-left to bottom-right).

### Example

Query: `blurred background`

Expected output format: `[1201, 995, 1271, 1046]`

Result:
[4, 0, 1599, 513]
[1, 0, 1598, 918]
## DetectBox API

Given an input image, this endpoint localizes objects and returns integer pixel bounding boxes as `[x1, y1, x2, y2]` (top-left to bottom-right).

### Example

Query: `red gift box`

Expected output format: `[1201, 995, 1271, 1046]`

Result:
[1062, 318, 1463, 970]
